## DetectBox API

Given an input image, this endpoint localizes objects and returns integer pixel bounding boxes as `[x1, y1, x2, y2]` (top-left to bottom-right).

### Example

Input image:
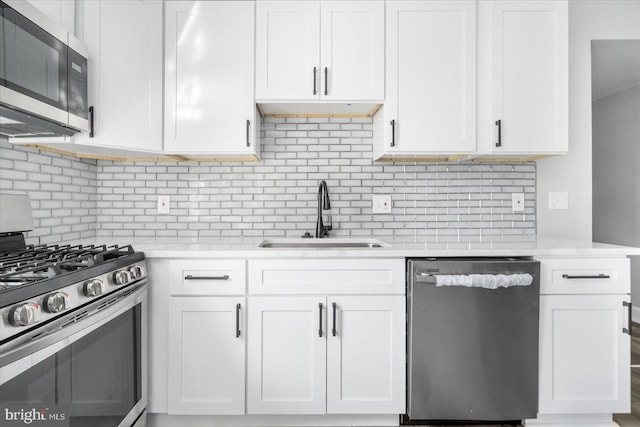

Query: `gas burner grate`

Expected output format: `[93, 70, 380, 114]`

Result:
[0, 244, 137, 288]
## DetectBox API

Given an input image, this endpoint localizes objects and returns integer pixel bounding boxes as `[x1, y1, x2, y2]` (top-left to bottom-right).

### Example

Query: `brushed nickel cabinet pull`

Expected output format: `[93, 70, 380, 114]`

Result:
[319, 302, 324, 337]
[236, 303, 241, 338]
[313, 67, 317, 95]
[332, 302, 337, 337]
[324, 67, 328, 96]
[623, 301, 632, 335]
[246, 119, 251, 147]
[390, 120, 396, 147]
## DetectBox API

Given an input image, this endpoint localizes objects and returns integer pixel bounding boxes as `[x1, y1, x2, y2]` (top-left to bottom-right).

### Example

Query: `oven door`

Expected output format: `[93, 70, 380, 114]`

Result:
[0, 284, 147, 427]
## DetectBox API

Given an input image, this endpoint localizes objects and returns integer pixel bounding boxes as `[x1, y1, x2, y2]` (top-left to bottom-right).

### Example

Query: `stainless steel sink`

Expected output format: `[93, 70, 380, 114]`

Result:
[258, 238, 388, 249]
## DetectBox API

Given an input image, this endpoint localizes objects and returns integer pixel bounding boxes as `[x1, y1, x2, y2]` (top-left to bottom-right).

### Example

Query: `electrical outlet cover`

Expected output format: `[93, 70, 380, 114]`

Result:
[512, 193, 525, 212]
[373, 195, 392, 214]
[158, 195, 170, 214]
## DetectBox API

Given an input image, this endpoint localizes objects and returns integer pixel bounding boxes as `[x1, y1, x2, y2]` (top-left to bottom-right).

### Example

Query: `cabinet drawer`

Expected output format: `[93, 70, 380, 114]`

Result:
[248, 259, 405, 295]
[169, 260, 246, 295]
[538, 258, 630, 295]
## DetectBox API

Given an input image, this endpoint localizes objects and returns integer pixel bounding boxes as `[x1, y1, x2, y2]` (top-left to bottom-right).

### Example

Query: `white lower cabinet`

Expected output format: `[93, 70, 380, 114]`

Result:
[247, 295, 406, 415]
[532, 257, 631, 426]
[164, 257, 405, 419]
[326, 296, 406, 414]
[247, 297, 327, 414]
[168, 297, 245, 415]
[538, 294, 630, 414]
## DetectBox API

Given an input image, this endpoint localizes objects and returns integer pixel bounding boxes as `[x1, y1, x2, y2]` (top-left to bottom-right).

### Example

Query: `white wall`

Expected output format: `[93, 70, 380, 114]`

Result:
[537, 1, 640, 240]
[592, 85, 640, 312]
[592, 85, 640, 247]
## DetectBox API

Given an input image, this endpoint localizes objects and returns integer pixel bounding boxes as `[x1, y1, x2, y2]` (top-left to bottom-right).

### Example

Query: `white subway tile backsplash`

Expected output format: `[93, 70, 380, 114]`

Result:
[90, 118, 536, 239]
[0, 138, 98, 245]
[1, 117, 536, 243]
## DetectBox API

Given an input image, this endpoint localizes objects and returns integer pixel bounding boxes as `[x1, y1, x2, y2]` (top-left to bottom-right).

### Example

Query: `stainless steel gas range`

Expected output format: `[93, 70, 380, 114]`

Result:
[0, 195, 147, 427]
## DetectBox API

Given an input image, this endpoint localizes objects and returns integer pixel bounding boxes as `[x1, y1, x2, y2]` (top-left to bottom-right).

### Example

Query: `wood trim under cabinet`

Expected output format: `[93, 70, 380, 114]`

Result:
[27, 144, 260, 163]
[375, 154, 470, 163]
[256, 103, 382, 119]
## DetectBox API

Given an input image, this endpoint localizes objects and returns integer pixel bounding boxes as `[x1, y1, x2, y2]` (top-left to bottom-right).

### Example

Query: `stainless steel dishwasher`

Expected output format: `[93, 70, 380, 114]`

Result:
[405, 257, 540, 424]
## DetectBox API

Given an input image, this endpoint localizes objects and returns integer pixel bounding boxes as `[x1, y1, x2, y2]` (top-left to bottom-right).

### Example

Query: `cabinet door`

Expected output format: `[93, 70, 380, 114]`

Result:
[326, 296, 406, 414]
[77, 0, 162, 152]
[491, 0, 568, 153]
[27, 0, 75, 33]
[247, 297, 326, 414]
[539, 294, 630, 414]
[256, 1, 320, 101]
[168, 297, 245, 415]
[320, 1, 384, 101]
[165, 1, 256, 154]
[384, 1, 476, 154]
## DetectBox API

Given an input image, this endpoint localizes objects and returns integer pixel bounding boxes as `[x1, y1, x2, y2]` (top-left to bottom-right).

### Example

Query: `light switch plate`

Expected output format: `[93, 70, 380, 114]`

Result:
[372, 195, 392, 214]
[549, 192, 569, 210]
[512, 193, 525, 212]
[158, 195, 170, 214]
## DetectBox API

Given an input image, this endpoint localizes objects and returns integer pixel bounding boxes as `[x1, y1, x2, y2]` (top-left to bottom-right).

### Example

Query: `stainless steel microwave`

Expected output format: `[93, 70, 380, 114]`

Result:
[0, 0, 89, 138]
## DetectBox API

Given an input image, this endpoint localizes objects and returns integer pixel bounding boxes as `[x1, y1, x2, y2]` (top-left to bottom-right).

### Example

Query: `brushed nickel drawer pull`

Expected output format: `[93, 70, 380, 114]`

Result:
[562, 274, 610, 279]
[184, 275, 230, 281]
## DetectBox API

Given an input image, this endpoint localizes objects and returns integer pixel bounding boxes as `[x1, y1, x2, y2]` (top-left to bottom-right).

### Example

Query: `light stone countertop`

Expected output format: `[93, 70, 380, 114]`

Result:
[99, 235, 640, 259]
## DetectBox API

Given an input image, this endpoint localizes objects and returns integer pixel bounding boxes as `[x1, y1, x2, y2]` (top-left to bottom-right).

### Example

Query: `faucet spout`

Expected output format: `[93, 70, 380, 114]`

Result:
[316, 180, 332, 238]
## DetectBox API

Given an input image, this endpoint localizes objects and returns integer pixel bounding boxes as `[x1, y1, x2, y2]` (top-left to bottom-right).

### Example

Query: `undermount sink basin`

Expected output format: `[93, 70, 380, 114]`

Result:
[258, 238, 388, 249]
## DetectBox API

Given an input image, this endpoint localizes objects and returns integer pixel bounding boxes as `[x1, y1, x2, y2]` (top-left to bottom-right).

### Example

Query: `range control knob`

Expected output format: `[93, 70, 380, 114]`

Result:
[128, 265, 143, 280]
[84, 279, 106, 297]
[113, 270, 131, 286]
[43, 292, 69, 313]
[8, 302, 41, 327]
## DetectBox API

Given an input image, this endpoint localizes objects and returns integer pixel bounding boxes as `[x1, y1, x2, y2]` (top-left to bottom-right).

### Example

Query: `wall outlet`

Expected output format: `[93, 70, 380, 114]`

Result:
[512, 193, 525, 212]
[158, 195, 170, 214]
[372, 195, 392, 214]
[549, 192, 569, 210]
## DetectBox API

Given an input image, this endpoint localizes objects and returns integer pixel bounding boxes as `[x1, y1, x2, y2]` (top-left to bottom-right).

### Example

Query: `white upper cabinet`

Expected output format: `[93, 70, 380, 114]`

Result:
[374, 1, 476, 160]
[483, 0, 568, 155]
[256, 1, 320, 101]
[27, 0, 75, 34]
[75, 0, 163, 153]
[320, 1, 384, 101]
[164, 1, 258, 158]
[256, 1, 384, 102]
